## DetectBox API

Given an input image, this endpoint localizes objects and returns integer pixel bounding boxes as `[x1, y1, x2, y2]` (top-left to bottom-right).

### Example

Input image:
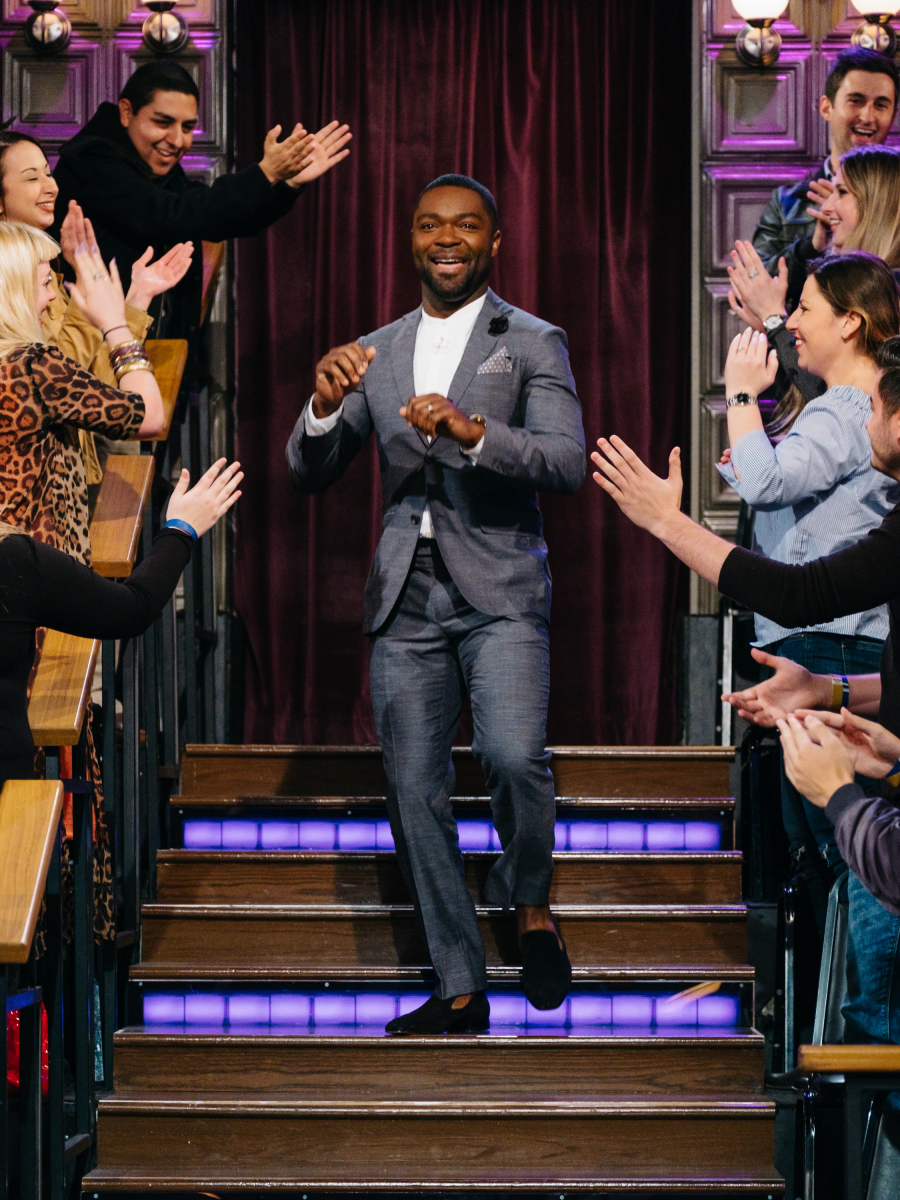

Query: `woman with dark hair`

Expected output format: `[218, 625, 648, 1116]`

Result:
[719, 252, 900, 915]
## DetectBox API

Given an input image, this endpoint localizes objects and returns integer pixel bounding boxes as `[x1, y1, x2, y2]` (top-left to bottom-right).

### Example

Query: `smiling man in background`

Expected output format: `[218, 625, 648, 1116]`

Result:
[52, 59, 351, 351]
[287, 174, 585, 1034]
[753, 47, 898, 295]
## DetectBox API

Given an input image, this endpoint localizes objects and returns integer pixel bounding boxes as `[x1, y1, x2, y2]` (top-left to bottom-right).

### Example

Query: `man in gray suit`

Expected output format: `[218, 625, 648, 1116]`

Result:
[286, 174, 585, 1034]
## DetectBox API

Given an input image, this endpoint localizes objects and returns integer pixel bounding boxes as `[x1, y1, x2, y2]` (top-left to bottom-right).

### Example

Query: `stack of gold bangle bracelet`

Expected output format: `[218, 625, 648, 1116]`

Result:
[108, 338, 152, 382]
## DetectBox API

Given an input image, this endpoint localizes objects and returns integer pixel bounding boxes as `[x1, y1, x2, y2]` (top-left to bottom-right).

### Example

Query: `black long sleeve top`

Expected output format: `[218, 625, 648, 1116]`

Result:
[825, 783, 900, 916]
[719, 501, 900, 734]
[51, 102, 301, 344]
[0, 529, 191, 761]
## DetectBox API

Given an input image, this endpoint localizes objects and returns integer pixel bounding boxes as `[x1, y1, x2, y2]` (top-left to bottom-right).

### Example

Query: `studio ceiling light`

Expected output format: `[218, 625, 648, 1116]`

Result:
[733, 0, 789, 68]
[850, 2, 900, 56]
[142, 1, 190, 55]
[24, 1, 71, 54]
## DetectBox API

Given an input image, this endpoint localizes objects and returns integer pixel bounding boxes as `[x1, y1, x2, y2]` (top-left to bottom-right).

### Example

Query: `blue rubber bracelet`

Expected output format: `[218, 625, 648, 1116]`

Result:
[886, 760, 900, 789]
[164, 518, 198, 541]
[840, 675, 850, 710]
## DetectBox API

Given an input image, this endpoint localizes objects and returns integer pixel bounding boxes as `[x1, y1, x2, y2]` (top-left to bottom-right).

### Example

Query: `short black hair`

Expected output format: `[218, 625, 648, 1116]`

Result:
[415, 174, 499, 230]
[825, 48, 899, 108]
[877, 336, 900, 419]
[119, 61, 199, 113]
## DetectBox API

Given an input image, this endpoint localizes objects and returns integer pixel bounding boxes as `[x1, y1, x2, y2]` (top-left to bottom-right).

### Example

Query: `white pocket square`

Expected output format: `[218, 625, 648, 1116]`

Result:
[477, 346, 513, 375]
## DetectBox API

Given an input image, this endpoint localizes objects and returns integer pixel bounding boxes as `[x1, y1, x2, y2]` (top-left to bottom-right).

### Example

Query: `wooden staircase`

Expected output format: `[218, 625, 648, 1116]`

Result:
[83, 746, 784, 1195]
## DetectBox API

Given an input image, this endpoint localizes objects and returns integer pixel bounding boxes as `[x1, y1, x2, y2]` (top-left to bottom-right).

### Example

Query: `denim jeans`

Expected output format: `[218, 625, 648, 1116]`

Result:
[844, 873, 900, 1047]
[762, 631, 884, 872]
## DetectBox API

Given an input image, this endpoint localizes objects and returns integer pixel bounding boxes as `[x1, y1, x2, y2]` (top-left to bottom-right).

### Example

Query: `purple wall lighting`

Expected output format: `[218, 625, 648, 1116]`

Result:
[143, 988, 740, 1032]
[182, 818, 723, 853]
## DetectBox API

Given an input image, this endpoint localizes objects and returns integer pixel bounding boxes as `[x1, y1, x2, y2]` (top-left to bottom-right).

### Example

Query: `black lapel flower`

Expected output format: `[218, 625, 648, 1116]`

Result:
[488, 316, 509, 336]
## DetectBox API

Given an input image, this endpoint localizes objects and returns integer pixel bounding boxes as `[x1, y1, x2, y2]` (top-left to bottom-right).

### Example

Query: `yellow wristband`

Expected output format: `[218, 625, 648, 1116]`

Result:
[830, 674, 850, 712]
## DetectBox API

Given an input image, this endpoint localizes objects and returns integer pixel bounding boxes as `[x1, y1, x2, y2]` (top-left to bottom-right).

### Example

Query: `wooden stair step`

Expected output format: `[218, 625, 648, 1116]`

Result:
[131, 961, 757, 984]
[172, 793, 735, 810]
[139, 903, 748, 968]
[83, 1174, 783, 1195]
[86, 1095, 776, 1186]
[155, 849, 743, 905]
[179, 744, 735, 800]
[111, 1027, 766, 1097]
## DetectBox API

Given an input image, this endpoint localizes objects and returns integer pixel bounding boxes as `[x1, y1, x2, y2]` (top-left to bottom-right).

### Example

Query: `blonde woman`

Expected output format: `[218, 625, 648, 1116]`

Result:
[0, 222, 163, 563]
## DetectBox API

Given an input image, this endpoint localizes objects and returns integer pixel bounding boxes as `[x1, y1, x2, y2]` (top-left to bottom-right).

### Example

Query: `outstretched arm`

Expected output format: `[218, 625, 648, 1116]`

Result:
[591, 436, 733, 582]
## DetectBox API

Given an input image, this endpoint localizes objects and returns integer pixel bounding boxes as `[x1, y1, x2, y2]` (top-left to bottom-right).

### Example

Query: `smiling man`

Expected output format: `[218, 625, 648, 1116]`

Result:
[287, 174, 585, 1034]
[51, 60, 351, 348]
[753, 47, 898, 294]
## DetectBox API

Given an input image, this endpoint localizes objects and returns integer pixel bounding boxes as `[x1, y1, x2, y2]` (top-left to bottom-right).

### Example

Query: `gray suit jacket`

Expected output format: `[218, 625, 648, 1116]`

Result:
[286, 288, 585, 634]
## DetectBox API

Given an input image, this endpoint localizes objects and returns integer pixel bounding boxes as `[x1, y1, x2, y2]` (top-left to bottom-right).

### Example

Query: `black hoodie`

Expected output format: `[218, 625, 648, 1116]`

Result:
[51, 102, 300, 353]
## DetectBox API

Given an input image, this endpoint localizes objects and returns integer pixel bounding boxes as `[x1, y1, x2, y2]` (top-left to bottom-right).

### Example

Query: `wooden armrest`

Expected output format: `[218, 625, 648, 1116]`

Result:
[0, 780, 64, 963]
[28, 630, 98, 747]
[90, 454, 155, 578]
[798, 1044, 900, 1073]
[143, 339, 188, 444]
[201, 240, 225, 326]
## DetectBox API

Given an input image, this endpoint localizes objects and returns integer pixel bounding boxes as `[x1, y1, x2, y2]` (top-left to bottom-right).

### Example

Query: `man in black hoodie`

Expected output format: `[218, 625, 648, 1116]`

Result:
[52, 60, 351, 351]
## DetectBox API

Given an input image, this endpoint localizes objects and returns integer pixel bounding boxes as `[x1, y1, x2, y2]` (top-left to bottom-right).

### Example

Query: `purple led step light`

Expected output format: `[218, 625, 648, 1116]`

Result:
[143, 989, 739, 1029]
[182, 817, 722, 852]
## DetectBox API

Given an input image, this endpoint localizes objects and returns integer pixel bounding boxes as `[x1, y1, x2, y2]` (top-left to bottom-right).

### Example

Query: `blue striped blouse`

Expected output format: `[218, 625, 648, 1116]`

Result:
[716, 384, 899, 647]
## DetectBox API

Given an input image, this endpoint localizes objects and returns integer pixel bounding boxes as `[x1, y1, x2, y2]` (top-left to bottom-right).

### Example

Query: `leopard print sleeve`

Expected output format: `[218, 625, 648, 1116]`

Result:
[27, 344, 146, 439]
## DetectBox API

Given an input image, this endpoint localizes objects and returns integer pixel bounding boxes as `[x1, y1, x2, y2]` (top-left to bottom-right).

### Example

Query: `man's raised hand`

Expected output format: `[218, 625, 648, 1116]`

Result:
[287, 121, 352, 188]
[259, 123, 313, 185]
[313, 342, 376, 418]
[400, 393, 485, 449]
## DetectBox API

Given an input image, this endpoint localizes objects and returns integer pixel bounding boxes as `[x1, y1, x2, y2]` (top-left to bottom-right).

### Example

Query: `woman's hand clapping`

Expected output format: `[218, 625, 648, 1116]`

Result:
[727, 240, 788, 329]
[125, 242, 194, 312]
[724, 327, 778, 398]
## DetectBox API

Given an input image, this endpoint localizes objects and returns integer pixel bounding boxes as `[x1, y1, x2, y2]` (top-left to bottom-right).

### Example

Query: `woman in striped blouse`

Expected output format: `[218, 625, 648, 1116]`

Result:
[719, 252, 899, 922]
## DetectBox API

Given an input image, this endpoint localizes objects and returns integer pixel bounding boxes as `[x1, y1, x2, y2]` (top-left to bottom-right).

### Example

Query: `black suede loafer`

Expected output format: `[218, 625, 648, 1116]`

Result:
[520, 925, 572, 1010]
[385, 991, 490, 1034]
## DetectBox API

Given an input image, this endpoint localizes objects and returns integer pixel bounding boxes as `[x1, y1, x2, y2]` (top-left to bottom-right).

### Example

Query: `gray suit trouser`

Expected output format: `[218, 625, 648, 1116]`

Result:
[369, 540, 555, 999]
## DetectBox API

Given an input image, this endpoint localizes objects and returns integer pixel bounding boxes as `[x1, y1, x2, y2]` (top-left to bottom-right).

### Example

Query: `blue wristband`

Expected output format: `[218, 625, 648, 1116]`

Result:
[164, 518, 198, 541]
[840, 674, 850, 710]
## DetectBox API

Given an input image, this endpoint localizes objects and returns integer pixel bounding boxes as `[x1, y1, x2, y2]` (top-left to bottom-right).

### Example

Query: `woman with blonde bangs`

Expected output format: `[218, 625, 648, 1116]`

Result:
[0, 221, 164, 564]
[0, 131, 191, 488]
[839, 146, 900, 267]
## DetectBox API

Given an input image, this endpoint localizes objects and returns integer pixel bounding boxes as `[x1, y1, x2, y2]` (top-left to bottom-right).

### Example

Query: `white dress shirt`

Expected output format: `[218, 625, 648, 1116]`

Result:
[304, 295, 487, 537]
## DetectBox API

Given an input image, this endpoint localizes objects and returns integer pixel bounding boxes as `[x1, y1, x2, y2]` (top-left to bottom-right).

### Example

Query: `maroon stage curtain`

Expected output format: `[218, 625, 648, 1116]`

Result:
[234, 0, 692, 746]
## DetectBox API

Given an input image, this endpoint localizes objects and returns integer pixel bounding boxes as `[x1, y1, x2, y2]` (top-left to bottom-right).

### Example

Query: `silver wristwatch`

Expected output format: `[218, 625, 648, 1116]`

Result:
[763, 314, 784, 333]
[726, 392, 758, 408]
